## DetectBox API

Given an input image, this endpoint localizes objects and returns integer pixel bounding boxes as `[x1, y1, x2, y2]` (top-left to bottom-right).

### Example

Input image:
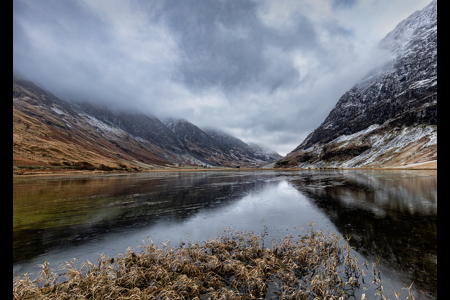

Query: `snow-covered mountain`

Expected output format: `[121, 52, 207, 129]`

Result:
[275, 0, 436, 169]
[13, 76, 281, 173]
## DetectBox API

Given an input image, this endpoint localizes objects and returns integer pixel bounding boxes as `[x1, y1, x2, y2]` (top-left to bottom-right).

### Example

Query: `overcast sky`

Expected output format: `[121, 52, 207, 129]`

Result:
[13, 0, 431, 156]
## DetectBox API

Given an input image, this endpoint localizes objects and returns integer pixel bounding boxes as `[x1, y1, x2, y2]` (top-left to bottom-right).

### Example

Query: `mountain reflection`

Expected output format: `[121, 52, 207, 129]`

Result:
[13, 172, 269, 264]
[288, 170, 437, 297]
[14, 170, 437, 299]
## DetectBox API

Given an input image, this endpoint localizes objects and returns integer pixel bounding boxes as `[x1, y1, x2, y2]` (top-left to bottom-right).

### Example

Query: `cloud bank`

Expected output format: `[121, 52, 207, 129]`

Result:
[13, 0, 431, 155]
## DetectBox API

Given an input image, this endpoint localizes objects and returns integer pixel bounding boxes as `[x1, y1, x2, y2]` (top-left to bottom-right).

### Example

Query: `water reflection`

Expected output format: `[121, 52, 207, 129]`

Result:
[288, 170, 437, 298]
[13, 172, 271, 264]
[13, 170, 436, 299]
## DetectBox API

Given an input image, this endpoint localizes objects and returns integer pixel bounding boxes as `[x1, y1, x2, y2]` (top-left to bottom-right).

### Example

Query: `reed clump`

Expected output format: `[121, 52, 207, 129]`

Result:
[13, 224, 414, 299]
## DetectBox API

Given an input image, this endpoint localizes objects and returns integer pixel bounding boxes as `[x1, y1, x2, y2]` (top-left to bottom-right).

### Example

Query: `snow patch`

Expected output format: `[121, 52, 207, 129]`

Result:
[81, 113, 127, 138]
[409, 77, 437, 90]
[333, 124, 380, 145]
[50, 106, 64, 115]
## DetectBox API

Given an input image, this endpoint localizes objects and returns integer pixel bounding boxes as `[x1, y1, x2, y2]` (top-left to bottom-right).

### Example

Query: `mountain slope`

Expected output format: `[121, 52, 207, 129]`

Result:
[275, 0, 437, 169]
[165, 119, 282, 167]
[75, 101, 193, 167]
[13, 76, 176, 172]
[13, 76, 281, 173]
[164, 118, 227, 166]
[203, 128, 282, 166]
[247, 142, 283, 162]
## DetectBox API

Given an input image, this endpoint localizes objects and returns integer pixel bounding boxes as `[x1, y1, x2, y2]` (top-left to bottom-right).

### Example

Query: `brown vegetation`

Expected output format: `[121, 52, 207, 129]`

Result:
[13, 224, 415, 299]
[13, 76, 185, 174]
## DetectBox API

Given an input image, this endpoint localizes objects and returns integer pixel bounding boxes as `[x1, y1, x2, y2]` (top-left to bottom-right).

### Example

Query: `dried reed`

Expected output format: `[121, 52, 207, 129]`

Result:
[13, 224, 416, 299]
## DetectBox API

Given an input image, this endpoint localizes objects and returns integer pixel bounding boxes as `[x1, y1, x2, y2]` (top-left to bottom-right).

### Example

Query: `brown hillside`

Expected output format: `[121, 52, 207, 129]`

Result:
[13, 77, 175, 174]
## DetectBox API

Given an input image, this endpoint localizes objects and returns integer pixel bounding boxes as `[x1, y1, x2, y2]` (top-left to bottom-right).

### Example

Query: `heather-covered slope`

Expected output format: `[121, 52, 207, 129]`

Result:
[13, 77, 176, 172]
[275, 0, 436, 169]
[13, 76, 281, 173]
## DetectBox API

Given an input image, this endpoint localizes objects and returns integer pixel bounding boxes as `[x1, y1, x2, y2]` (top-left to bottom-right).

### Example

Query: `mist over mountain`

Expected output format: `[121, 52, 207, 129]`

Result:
[163, 119, 282, 167]
[13, 0, 436, 172]
[275, 0, 437, 169]
[13, 76, 281, 173]
[14, 0, 432, 157]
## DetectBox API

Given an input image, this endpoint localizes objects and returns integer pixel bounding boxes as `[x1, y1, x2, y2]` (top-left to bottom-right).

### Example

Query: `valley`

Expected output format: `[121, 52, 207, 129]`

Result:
[13, 1, 437, 174]
[13, 76, 282, 175]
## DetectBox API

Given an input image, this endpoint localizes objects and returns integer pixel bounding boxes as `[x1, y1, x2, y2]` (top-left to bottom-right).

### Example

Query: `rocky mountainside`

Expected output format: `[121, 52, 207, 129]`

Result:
[275, 0, 436, 169]
[13, 76, 281, 173]
[204, 129, 282, 165]
[201, 129, 282, 163]
[77, 102, 186, 155]
[247, 142, 283, 162]
[165, 119, 282, 167]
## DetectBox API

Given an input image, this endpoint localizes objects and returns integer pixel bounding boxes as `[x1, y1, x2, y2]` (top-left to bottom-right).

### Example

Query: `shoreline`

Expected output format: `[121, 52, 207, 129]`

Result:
[13, 225, 398, 299]
[13, 160, 436, 177]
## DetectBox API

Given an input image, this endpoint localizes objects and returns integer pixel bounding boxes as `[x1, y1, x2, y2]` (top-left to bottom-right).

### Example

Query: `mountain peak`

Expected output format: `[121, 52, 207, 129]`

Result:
[276, 0, 437, 169]
[378, 0, 436, 55]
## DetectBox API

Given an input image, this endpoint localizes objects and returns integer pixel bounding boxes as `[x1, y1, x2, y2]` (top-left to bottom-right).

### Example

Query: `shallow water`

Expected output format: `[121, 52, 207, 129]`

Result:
[13, 170, 437, 299]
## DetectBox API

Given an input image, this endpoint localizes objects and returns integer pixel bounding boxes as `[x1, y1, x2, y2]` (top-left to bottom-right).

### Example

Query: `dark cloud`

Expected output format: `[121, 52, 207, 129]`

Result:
[331, 0, 357, 10]
[13, 0, 121, 103]
[145, 0, 323, 94]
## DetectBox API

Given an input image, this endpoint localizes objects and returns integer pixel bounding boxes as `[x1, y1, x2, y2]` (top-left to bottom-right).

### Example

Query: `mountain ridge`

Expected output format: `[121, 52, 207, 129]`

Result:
[275, 0, 437, 169]
[13, 76, 281, 174]
[164, 118, 282, 167]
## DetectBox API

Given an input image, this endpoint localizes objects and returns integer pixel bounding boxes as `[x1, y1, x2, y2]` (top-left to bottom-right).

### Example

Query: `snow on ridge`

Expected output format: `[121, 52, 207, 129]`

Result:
[333, 124, 380, 145]
[81, 113, 127, 138]
[50, 105, 65, 115]
[409, 77, 437, 90]
[340, 125, 436, 168]
[423, 130, 437, 147]
[247, 142, 279, 156]
[293, 125, 436, 169]
[379, 0, 436, 54]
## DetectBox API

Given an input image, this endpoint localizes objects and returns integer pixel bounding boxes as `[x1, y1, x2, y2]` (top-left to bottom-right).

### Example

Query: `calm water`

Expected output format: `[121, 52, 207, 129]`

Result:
[13, 170, 437, 299]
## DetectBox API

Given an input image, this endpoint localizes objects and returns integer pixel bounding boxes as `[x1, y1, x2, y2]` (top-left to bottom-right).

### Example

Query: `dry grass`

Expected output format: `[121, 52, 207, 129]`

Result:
[13, 224, 415, 299]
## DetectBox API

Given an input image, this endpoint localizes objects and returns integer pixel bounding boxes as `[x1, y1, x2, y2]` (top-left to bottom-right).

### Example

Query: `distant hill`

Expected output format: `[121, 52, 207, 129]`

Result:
[164, 119, 282, 167]
[275, 0, 436, 169]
